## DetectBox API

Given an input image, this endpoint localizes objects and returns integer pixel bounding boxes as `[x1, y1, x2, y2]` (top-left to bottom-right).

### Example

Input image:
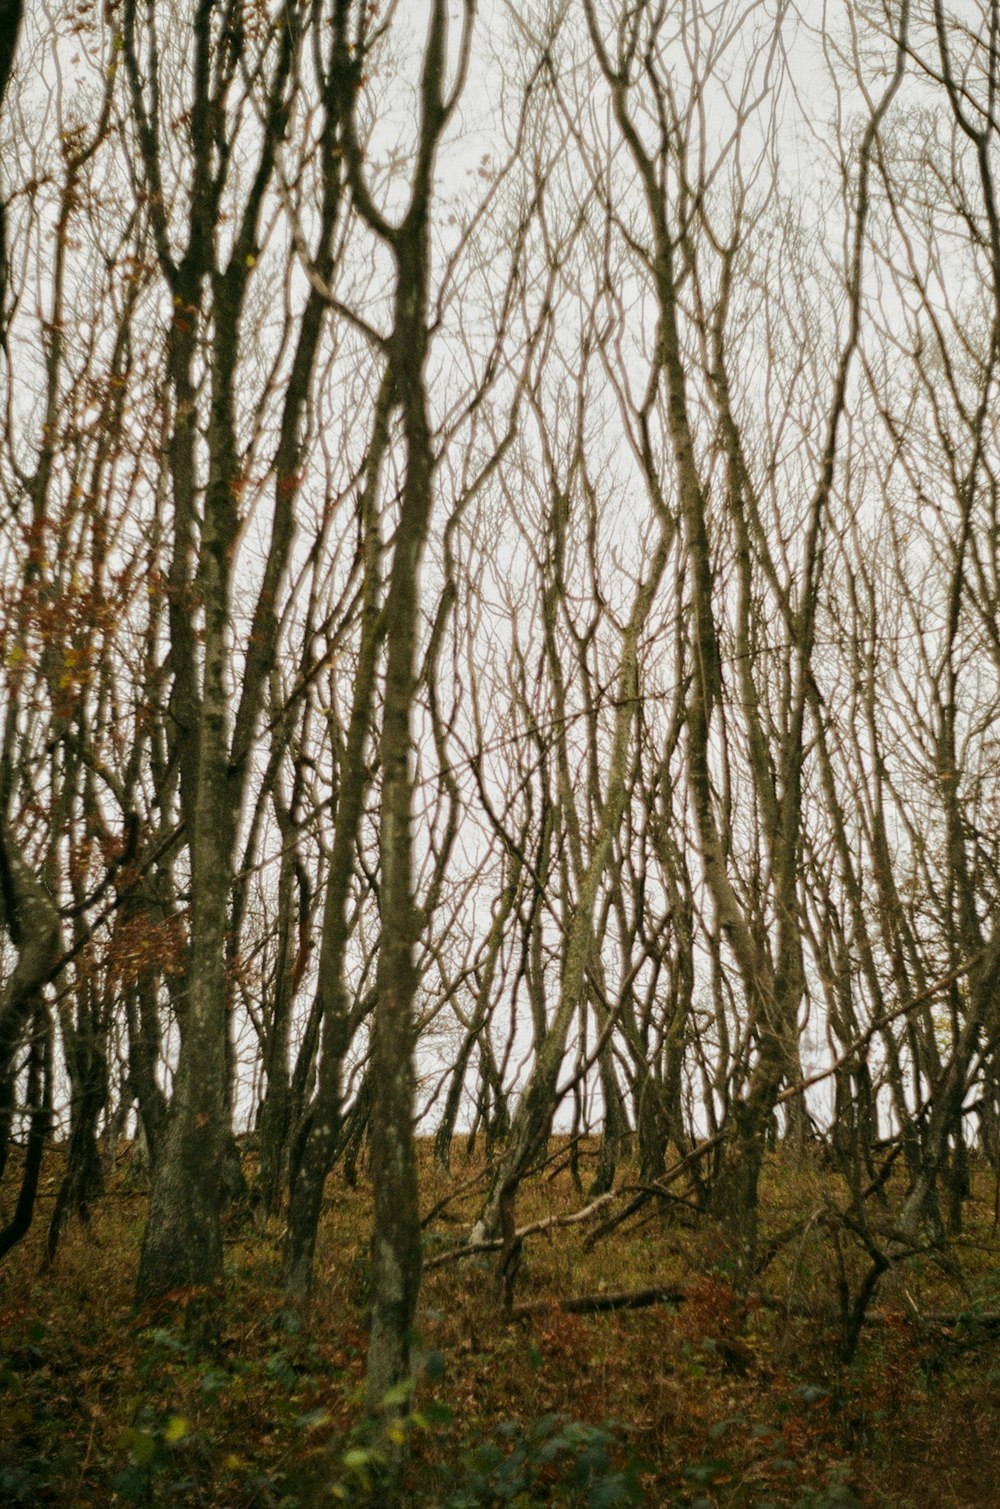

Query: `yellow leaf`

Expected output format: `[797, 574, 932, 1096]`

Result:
[163, 1415, 188, 1443]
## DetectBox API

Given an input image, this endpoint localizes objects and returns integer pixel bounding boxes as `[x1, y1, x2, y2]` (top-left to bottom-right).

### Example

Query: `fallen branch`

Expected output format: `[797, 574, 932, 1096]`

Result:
[753, 1289, 1000, 1334]
[423, 1234, 503, 1269]
[424, 1190, 620, 1271]
[509, 1283, 1000, 1338]
[510, 1283, 687, 1320]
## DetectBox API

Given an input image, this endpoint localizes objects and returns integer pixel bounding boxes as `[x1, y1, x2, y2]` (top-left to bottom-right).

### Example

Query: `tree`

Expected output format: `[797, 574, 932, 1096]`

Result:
[120, 0, 349, 1302]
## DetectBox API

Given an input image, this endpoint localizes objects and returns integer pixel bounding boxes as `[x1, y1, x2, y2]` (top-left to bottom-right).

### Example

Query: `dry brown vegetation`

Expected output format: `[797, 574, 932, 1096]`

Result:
[4, 1138, 1000, 1507]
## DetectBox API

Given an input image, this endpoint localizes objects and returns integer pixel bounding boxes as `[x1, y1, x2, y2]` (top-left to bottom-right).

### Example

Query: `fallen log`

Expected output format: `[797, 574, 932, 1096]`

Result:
[510, 1284, 687, 1320]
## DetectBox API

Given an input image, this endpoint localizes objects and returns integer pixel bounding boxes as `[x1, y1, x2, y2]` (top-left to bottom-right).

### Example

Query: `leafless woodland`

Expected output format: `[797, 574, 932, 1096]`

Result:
[1, 0, 1000, 1443]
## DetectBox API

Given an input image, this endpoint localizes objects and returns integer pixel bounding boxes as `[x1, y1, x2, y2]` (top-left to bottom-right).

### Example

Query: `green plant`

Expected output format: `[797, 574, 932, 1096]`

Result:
[793, 1475, 863, 1509]
[437, 1413, 642, 1507]
[112, 1410, 193, 1503]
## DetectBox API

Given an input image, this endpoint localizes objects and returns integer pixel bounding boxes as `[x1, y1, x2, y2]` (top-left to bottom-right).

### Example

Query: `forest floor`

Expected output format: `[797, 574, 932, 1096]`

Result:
[3, 1140, 1000, 1507]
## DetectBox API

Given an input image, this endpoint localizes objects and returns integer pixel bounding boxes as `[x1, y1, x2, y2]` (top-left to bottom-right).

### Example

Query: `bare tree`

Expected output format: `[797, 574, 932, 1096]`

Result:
[119, 0, 349, 1302]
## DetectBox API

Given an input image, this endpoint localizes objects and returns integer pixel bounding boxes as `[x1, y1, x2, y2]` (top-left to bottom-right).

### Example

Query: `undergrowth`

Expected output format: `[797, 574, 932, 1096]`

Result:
[2, 1141, 1000, 1506]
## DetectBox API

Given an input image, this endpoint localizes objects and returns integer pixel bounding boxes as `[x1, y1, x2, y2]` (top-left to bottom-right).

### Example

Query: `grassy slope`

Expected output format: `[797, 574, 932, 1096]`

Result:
[2, 1142, 1000, 1506]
